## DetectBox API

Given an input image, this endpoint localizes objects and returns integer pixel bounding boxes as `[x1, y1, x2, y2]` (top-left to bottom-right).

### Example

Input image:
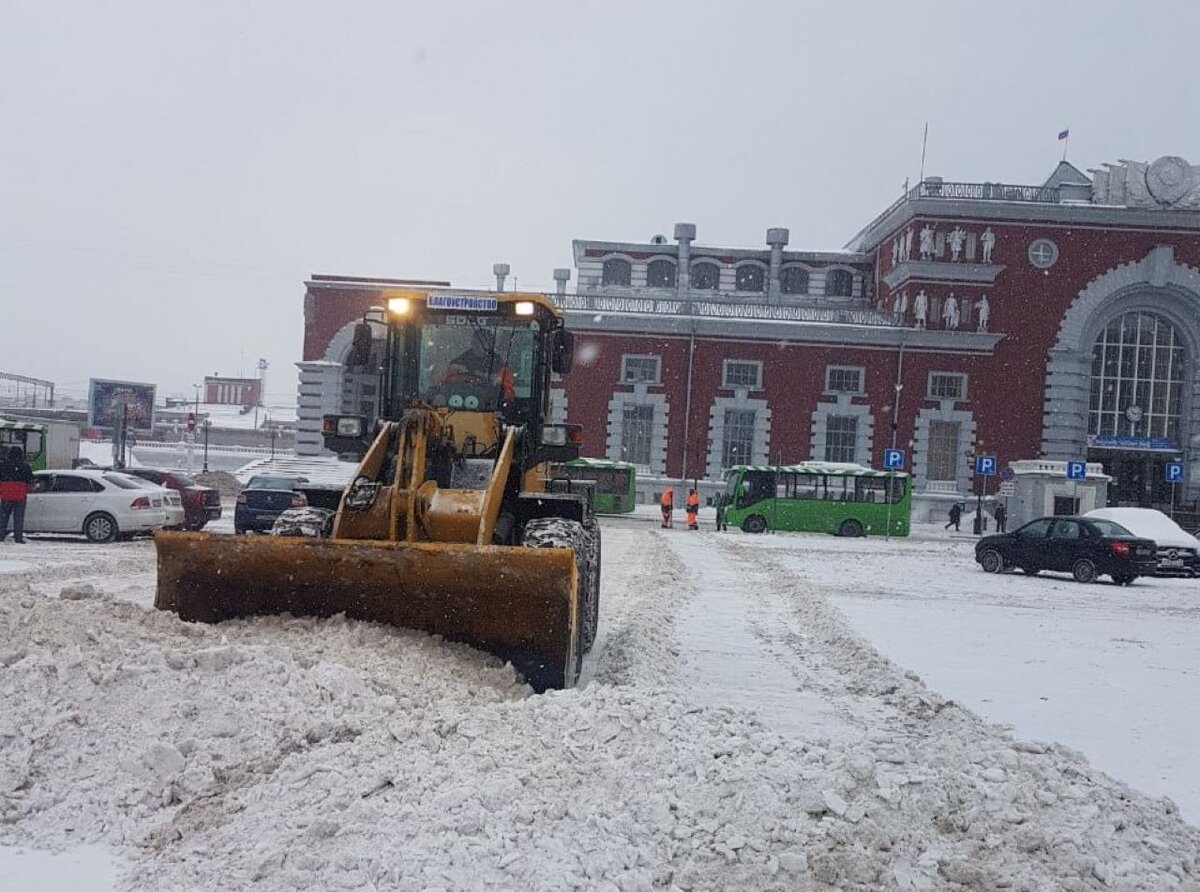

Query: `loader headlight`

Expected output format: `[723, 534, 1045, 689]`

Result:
[336, 417, 363, 437]
[514, 301, 535, 317]
[387, 297, 411, 315]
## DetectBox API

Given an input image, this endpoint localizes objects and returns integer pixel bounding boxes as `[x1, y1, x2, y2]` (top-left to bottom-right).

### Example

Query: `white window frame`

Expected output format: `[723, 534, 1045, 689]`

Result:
[823, 415, 859, 463]
[722, 359, 762, 391]
[619, 403, 656, 468]
[927, 371, 967, 401]
[825, 365, 864, 395]
[621, 354, 661, 385]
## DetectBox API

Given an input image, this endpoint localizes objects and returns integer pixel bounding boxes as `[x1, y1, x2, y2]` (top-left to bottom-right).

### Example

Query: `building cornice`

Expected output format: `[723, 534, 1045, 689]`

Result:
[849, 197, 1200, 254]
[883, 261, 1006, 289]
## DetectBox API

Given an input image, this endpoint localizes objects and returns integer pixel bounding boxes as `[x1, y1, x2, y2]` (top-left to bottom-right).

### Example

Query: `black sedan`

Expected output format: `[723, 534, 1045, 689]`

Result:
[975, 516, 1157, 585]
[234, 475, 309, 533]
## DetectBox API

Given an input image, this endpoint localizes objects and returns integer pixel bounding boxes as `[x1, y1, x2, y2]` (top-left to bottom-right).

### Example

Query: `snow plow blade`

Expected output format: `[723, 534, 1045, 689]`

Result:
[153, 531, 581, 691]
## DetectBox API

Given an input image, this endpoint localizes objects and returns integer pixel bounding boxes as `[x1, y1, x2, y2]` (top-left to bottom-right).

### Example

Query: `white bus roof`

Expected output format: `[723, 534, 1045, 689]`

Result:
[726, 461, 908, 477]
[562, 458, 637, 470]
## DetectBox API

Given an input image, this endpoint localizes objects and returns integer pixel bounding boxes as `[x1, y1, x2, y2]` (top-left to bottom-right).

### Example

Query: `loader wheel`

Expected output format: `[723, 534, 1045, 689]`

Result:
[523, 517, 592, 667]
[580, 522, 601, 653]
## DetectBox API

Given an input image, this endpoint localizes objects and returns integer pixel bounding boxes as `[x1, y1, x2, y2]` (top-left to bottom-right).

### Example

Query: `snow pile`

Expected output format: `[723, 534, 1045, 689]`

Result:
[3, 536, 1200, 891]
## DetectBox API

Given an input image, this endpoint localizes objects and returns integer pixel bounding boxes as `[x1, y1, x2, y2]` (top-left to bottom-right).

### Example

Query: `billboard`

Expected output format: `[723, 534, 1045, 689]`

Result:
[87, 379, 157, 433]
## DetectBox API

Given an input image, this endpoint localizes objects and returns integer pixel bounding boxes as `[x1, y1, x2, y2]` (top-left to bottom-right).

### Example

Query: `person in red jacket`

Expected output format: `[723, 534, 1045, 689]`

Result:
[686, 488, 700, 530]
[0, 446, 34, 544]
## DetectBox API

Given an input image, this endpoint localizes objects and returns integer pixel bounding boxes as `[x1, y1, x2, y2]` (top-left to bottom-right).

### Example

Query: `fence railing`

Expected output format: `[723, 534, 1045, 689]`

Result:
[555, 294, 897, 328]
[912, 180, 1060, 203]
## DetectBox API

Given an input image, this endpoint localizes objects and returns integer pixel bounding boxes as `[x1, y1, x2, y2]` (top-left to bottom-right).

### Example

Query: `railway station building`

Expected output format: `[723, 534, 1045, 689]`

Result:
[297, 154, 1200, 519]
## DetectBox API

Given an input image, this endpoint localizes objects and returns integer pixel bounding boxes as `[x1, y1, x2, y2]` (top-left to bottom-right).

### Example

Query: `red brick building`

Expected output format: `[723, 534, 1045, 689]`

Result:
[297, 156, 1200, 517]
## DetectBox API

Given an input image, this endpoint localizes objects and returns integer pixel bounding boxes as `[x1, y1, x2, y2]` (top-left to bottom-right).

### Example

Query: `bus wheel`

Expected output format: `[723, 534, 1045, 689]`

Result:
[742, 515, 767, 534]
[838, 519, 864, 538]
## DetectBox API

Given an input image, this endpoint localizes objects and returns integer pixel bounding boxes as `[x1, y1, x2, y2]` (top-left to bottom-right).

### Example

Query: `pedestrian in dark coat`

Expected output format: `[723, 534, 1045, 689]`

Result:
[994, 502, 1007, 533]
[0, 446, 34, 544]
[945, 502, 962, 532]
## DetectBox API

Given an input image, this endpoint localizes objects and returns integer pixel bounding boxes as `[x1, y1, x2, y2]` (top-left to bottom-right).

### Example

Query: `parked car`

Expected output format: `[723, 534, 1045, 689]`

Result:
[235, 475, 309, 534]
[25, 470, 170, 542]
[118, 474, 187, 529]
[975, 515, 1157, 584]
[119, 468, 222, 531]
[1084, 507, 1200, 577]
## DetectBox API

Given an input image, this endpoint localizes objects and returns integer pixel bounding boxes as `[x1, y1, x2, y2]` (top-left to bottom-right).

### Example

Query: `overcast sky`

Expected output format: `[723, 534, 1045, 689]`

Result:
[3, 1, 1199, 403]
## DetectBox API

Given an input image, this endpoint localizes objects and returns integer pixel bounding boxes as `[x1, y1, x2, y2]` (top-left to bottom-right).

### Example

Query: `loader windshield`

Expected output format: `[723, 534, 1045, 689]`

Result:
[415, 315, 538, 412]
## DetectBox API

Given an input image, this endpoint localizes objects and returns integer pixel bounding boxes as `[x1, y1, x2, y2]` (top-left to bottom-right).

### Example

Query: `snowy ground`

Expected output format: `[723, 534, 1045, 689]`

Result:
[1, 521, 1199, 890]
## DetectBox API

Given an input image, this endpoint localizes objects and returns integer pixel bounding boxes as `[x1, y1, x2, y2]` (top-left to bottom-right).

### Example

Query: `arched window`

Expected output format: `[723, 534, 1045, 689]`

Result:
[824, 269, 853, 298]
[779, 266, 809, 295]
[691, 261, 720, 290]
[646, 259, 676, 288]
[735, 264, 765, 293]
[602, 258, 631, 286]
[1089, 311, 1185, 439]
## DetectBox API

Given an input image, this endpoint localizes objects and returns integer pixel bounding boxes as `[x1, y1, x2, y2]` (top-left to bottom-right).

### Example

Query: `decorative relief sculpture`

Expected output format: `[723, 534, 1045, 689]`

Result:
[901, 227, 913, 262]
[976, 294, 990, 332]
[948, 227, 967, 262]
[980, 227, 996, 264]
[913, 289, 928, 329]
[1091, 155, 1200, 210]
[942, 293, 960, 330]
[892, 289, 908, 325]
[892, 238, 899, 266]
[919, 225, 935, 260]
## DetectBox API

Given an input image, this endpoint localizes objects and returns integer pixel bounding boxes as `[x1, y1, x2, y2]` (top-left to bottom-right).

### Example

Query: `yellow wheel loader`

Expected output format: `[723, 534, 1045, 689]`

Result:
[154, 289, 600, 691]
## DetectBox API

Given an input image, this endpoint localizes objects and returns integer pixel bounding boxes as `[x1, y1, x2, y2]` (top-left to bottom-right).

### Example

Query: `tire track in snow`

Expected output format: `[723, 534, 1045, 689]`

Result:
[582, 525, 690, 689]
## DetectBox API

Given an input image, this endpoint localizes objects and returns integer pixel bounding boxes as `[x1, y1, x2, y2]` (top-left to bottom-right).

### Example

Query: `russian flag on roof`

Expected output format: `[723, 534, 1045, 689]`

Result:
[1057, 129, 1070, 140]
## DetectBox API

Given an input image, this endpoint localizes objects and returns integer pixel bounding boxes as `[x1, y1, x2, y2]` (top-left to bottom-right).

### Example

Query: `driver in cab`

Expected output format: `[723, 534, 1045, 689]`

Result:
[440, 334, 516, 404]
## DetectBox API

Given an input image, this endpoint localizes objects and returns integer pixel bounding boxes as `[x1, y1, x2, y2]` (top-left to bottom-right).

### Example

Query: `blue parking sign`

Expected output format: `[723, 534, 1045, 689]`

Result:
[882, 448, 905, 470]
[975, 455, 997, 477]
[1166, 461, 1185, 483]
[1066, 460, 1087, 480]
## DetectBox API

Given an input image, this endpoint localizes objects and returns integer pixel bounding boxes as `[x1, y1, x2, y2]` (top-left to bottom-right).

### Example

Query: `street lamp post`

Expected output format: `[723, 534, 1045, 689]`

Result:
[202, 419, 211, 473]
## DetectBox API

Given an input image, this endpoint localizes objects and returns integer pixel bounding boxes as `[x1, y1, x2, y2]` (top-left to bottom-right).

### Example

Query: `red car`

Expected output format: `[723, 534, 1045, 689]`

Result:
[120, 468, 222, 531]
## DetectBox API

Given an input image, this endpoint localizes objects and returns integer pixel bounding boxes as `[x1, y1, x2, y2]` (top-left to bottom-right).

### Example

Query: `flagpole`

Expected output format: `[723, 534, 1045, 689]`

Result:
[919, 122, 928, 185]
[1062, 133, 1069, 163]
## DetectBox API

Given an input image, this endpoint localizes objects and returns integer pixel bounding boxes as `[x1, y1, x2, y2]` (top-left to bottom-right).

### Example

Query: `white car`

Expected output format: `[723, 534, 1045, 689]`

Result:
[25, 470, 170, 542]
[119, 473, 186, 528]
[1085, 507, 1200, 577]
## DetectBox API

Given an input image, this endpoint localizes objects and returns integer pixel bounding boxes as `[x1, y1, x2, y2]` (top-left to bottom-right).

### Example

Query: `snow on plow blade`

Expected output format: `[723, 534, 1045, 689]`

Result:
[153, 531, 581, 691]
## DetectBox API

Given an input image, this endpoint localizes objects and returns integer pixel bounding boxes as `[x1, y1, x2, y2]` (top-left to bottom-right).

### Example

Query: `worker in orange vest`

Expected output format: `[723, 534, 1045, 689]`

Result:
[660, 486, 674, 529]
[686, 488, 700, 530]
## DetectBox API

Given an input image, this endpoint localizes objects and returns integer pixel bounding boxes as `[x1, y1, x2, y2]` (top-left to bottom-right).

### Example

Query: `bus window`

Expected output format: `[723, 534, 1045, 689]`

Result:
[24, 430, 43, 459]
[825, 476, 848, 501]
[856, 476, 888, 503]
[795, 475, 823, 500]
[738, 470, 775, 508]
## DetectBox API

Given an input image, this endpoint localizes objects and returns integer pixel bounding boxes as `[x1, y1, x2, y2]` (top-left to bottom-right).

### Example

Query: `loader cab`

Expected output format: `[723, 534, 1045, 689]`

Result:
[382, 292, 567, 427]
[324, 290, 576, 460]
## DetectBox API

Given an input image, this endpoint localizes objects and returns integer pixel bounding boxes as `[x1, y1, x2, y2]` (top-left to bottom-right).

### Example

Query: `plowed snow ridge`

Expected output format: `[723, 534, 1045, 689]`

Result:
[0, 528, 1197, 890]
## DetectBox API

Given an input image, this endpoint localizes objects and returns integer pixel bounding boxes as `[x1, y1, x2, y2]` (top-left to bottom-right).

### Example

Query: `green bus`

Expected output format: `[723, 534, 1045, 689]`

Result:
[0, 419, 50, 471]
[718, 461, 911, 537]
[549, 458, 637, 514]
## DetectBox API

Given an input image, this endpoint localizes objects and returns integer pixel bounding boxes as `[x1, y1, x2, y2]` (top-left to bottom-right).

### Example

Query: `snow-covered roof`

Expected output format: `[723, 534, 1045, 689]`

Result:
[235, 455, 357, 487]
